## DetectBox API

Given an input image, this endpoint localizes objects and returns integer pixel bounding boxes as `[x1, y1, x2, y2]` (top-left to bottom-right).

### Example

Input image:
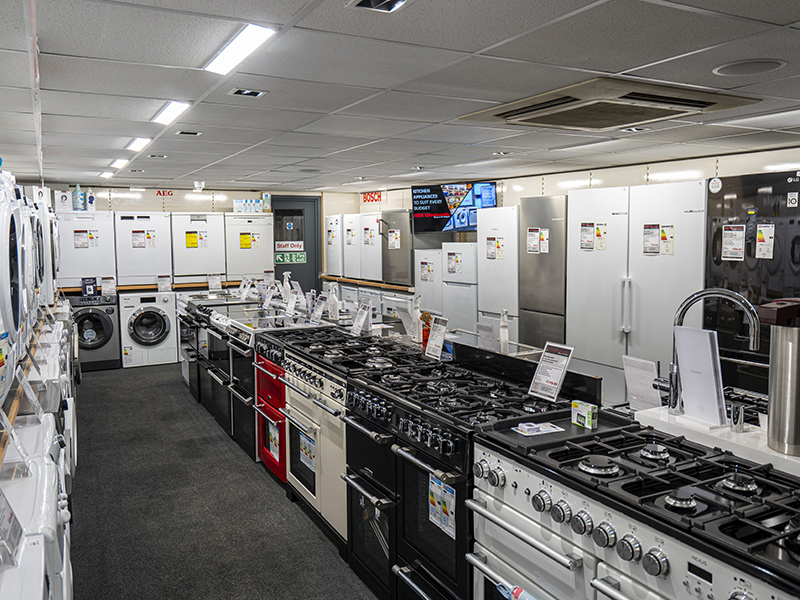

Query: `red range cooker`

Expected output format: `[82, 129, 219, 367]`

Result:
[254, 336, 288, 483]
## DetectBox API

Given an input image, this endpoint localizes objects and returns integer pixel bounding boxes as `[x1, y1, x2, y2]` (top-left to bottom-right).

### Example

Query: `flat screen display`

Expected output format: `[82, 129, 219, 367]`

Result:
[412, 182, 496, 233]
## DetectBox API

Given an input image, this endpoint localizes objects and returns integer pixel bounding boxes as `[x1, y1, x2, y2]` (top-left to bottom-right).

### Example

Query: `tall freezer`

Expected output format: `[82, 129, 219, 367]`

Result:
[343, 213, 361, 279]
[477, 206, 520, 341]
[360, 212, 382, 281]
[415, 249, 442, 315]
[325, 214, 344, 277]
[442, 243, 478, 333]
[381, 209, 413, 286]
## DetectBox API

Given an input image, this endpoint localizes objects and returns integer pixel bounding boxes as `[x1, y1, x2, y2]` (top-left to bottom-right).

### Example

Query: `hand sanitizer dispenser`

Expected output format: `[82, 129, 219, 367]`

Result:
[499, 309, 510, 354]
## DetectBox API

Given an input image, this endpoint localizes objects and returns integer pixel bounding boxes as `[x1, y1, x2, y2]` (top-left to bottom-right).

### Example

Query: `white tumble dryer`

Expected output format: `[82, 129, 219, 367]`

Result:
[224, 213, 274, 282]
[119, 292, 178, 367]
[115, 212, 173, 286]
[170, 212, 226, 286]
[56, 212, 116, 288]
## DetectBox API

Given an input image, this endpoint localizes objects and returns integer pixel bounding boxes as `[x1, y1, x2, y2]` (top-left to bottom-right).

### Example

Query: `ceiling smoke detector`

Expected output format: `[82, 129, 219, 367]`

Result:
[713, 60, 786, 76]
[458, 78, 759, 132]
[230, 88, 267, 98]
[347, 0, 416, 13]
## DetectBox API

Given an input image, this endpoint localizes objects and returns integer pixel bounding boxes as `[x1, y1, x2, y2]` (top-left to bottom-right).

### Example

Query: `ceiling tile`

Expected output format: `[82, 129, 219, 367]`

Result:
[42, 132, 131, 148]
[203, 74, 378, 113]
[243, 29, 465, 88]
[486, 0, 767, 72]
[162, 124, 279, 144]
[40, 90, 168, 120]
[238, 144, 329, 159]
[0, 2, 26, 51]
[487, 130, 609, 150]
[681, 97, 800, 123]
[361, 139, 461, 154]
[691, 130, 800, 149]
[39, 55, 218, 101]
[37, 0, 241, 67]
[135, 151, 219, 163]
[216, 154, 302, 167]
[339, 91, 496, 123]
[0, 112, 34, 131]
[297, 115, 429, 137]
[266, 132, 373, 149]
[42, 115, 163, 137]
[713, 108, 800, 129]
[0, 130, 36, 145]
[629, 29, 800, 89]
[147, 139, 252, 154]
[737, 75, 800, 101]
[178, 104, 318, 131]
[666, 0, 800, 25]
[0, 51, 30, 88]
[0, 86, 32, 114]
[394, 124, 525, 144]
[114, 0, 309, 25]
[297, 0, 598, 53]
[322, 148, 415, 162]
[614, 124, 760, 143]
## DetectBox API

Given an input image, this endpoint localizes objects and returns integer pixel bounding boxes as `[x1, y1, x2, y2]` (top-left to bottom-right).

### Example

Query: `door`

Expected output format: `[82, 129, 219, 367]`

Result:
[381, 210, 413, 286]
[519, 308, 565, 347]
[442, 282, 478, 333]
[75, 308, 115, 351]
[127, 307, 171, 346]
[566, 187, 630, 369]
[519, 196, 567, 316]
[477, 206, 520, 316]
[272, 196, 321, 293]
[255, 400, 287, 481]
[285, 403, 320, 510]
[224, 214, 275, 282]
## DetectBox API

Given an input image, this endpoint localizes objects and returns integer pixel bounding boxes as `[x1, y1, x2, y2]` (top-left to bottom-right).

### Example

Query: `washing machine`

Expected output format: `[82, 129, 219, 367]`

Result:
[68, 295, 122, 372]
[0, 173, 22, 398]
[27, 186, 59, 306]
[119, 292, 178, 367]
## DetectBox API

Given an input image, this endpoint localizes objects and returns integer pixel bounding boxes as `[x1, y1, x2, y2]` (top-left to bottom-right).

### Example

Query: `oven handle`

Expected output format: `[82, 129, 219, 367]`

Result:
[465, 498, 583, 571]
[313, 398, 341, 417]
[227, 339, 253, 357]
[465, 553, 513, 591]
[591, 577, 630, 600]
[392, 566, 434, 600]
[228, 384, 253, 406]
[391, 445, 462, 485]
[278, 407, 315, 434]
[207, 328, 227, 341]
[207, 369, 228, 386]
[340, 474, 396, 509]
[341, 415, 392, 444]
[253, 405, 279, 426]
[278, 376, 310, 399]
[252, 362, 277, 379]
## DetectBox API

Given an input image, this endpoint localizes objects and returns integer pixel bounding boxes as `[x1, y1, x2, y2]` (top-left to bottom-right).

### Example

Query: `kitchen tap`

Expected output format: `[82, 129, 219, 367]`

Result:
[653, 288, 760, 416]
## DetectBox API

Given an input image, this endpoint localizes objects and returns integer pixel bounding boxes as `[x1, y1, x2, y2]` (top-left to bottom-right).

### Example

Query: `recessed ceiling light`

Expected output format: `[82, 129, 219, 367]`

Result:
[152, 101, 190, 125]
[204, 24, 276, 75]
[126, 137, 151, 152]
[194, 181, 205, 191]
[148, 154, 168, 159]
[492, 152, 511, 156]
[176, 131, 203, 136]
[713, 59, 786, 76]
[620, 126, 650, 132]
[129, 169, 145, 173]
[349, 0, 415, 13]
[130, 187, 146, 192]
[230, 89, 267, 98]
[100, 172, 114, 178]
[111, 159, 129, 169]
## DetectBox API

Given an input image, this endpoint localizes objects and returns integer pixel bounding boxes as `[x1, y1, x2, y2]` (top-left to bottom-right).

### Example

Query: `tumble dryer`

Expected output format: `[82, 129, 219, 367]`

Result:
[56, 212, 116, 288]
[68, 295, 122, 372]
[27, 187, 59, 306]
[115, 212, 173, 286]
[171, 213, 226, 286]
[119, 292, 178, 367]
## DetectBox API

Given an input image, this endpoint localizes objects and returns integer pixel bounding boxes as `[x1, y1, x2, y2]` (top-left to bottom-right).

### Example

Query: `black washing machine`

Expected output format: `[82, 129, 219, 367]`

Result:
[68, 295, 122, 371]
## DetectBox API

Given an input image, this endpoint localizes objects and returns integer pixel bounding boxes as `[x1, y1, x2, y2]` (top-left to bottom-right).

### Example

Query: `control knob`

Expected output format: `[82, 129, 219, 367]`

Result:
[488, 468, 506, 488]
[550, 499, 572, 524]
[616, 534, 643, 562]
[346, 392, 356, 407]
[592, 522, 617, 548]
[398, 417, 409, 433]
[642, 548, 669, 576]
[570, 510, 594, 535]
[430, 433, 442, 452]
[441, 436, 454, 456]
[728, 593, 754, 600]
[531, 490, 552, 513]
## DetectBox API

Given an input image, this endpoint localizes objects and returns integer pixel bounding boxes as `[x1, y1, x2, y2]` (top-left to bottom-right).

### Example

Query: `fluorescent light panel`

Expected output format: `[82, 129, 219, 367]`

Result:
[100, 172, 114, 178]
[205, 24, 275, 76]
[152, 101, 190, 125]
[111, 159, 129, 169]
[126, 137, 151, 152]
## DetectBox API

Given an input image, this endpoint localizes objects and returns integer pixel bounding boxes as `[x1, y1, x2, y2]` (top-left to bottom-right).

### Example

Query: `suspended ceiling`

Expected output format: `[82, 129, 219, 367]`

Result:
[3, 0, 800, 191]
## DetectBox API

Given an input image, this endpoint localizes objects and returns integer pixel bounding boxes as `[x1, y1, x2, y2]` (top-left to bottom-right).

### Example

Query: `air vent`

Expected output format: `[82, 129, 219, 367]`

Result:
[129, 169, 145, 173]
[148, 154, 167, 159]
[458, 78, 759, 132]
[347, 0, 416, 13]
[299, 169, 321, 173]
[230, 89, 267, 98]
[176, 131, 202, 136]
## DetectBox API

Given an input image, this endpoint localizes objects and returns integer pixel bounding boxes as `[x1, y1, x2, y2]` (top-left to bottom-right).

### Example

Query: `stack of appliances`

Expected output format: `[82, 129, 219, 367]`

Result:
[325, 214, 345, 277]
[119, 292, 178, 368]
[477, 206, 520, 341]
[361, 212, 382, 282]
[343, 213, 361, 279]
[224, 213, 274, 283]
[0, 173, 23, 396]
[55, 212, 117, 289]
[414, 248, 443, 316]
[442, 242, 478, 333]
[114, 212, 173, 286]
[25, 186, 59, 307]
[170, 212, 226, 286]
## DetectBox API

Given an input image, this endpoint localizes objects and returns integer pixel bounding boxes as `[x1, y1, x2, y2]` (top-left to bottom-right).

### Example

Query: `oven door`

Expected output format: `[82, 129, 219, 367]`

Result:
[469, 542, 559, 600]
[206, 327, 231, 376]
[228, 337, 254, 397]
[255, 400, 287, 482]
[283, 403, 320, 511]
[396, 444, 468, 600]
[469, 487, 596, 600]
[593, 563, 669, 600]
[255, 355, 284, 410]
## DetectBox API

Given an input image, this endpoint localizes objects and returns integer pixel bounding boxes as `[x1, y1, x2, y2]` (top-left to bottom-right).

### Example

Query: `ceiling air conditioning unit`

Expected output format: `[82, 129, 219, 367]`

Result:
[458, 78, 759, 132]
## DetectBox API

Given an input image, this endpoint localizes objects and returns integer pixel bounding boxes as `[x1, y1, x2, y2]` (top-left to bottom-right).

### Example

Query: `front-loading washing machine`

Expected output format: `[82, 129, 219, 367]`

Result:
[119, 292, 178, 367]
[68, 295, 122, 372]
[0, 173, 23, 398]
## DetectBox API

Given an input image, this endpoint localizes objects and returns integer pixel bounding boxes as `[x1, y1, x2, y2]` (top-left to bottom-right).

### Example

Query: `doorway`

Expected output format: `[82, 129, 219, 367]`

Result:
[272, 196, 321, 293]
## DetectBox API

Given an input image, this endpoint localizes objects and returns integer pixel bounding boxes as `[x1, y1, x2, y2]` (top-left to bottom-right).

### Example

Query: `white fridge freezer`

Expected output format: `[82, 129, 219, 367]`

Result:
[325, 214, 344, 277]
[360, 212, 382, 281]
[171, 212, 226, 285]
[442, 242, 479, 333]
[415, 249, 442, 315]
[114, 212, 173, 286]
[224, 213, 274, 282]
[477, 206, 520, 342]
[56, 212, 117, 288]
[566, 181, 707, 373]
[343, 213, 361, 279]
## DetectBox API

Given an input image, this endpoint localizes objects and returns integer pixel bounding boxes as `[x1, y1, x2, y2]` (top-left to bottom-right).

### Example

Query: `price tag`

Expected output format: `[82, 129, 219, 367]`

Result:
[311, 293, 328, 324]
[286, 290, 299, 316]
[580, 223, 594, 250]
[643, 224, 660, 255]
[208, 274, 222, 291]
[0, 487, 23, 564]
[425, 316, 449, 360]
[528, 342, 574, 401]
[261, 285, 276, 309]
[101, 276, 116, 296]
[476, 323, 500, 352]
[395, 306, 414, 336]
[527, 228, 540, 254]
[350, 302, 371, 336]
[722, 224, 745, 261]
[157, 275, 171, 292]
[14, 367, 44, 421]
[239, 278, 253, 301]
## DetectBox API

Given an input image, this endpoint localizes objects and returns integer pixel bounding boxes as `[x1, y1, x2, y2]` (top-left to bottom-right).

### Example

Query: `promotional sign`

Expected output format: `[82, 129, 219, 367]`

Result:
[412, 182, 496, 233]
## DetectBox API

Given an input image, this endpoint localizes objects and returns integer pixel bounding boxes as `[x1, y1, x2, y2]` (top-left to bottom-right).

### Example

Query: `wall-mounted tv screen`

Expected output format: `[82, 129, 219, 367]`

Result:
[412, 182, 496, 233]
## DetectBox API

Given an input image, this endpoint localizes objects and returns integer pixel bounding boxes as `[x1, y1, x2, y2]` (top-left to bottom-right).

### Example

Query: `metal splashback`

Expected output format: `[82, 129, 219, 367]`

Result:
[381, 209, 413, 286]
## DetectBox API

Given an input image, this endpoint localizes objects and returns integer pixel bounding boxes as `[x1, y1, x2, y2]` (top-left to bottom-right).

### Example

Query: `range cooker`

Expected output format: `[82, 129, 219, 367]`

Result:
[471, 409, 800, 600]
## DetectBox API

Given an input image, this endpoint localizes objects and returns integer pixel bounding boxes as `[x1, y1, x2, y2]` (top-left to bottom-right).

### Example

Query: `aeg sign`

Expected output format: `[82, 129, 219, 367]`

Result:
[156, 190, 174, 196]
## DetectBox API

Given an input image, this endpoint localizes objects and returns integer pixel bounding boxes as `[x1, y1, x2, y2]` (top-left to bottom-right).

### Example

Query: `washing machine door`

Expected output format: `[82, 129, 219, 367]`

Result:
[75, 308, 114, 350]
[128, 307, 170, 346]
[0, 202, 21, 344]
[51, 218, 60, 277]
[35, 217, 45, 289]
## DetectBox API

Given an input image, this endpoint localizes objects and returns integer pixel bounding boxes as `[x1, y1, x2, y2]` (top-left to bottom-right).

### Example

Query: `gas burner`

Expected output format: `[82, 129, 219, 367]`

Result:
[426, 380, 459, 395]
[577, 455, 621, 477]
[664, 488, 697, 511]
[719, 472, 759, 494]
[381, 374, 411, 386]
[783, 516, 800, 563]
[365, 357, 394, 370]
[344, 340, 362, 347]
[324, 349, 346, 359]
[308, 343, 326, 350]
[522, 400, 552, 413]
[640, 443, 670, 461]
[363, 346, 385, 355]
[467, 411, 503, 425]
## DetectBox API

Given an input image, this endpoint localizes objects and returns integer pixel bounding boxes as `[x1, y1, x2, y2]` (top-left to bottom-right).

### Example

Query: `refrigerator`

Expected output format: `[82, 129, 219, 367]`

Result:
[704, 170, 800, 392]
[343, 213, 361, 279]
[381, 209, 413, 286]
[114, 212, 173, 286]
[565, 181, 707, 375]
[414, 249, 442, 315]
[518, 196, 567, 348]
[224, 213, 274, 282]
[325, 214, 344, 277]
[171, 212, 227, 285]
[360, 212, 382, 281]
[442, 243, 479, 333]
[477, 206, 520, 341]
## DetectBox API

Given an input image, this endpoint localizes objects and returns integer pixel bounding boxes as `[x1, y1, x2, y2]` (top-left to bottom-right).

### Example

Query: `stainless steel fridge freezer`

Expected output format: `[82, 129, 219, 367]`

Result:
[518, 196, 567, 348]
[381, 209, 413, 286]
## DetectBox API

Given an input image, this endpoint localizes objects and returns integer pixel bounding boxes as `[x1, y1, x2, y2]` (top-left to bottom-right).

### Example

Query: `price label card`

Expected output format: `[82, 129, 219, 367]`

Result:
[263, 270, 275, 283]
[157, 275, 171, 292]
[486, 237, 497, 259]
[528, 342, 574, 401]
[0, 487, 23, 564]
[101, 276, 116, 296]
[186, 231, 199, 249]
[476, 323, 500, 353]
[425, 316, 449, 360]
[643, 223, 661, 255]
[395, 306, 414, 336]
[208, 274, 222, 291]
[239, 278, 253, 301]
[388, 229, 401, 249]
[311, 293, 328, 324]
[527, 228, 540, 254]
[580, 223, 595, 250]
[286, 290, 299, 316]
[132, 230, 146, 249]
[261, 285, 277, 310]
[350, 302, 372, 336]
[722, 224, 745, 261]
[73, 230, 89, 249]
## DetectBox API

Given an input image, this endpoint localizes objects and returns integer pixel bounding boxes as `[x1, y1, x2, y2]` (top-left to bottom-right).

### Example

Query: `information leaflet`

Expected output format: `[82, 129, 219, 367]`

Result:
[528, 342, 574, 401]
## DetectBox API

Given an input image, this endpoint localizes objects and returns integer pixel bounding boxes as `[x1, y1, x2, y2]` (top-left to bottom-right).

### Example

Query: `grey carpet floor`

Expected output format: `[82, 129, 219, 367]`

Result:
[70, 363, 377, 600]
